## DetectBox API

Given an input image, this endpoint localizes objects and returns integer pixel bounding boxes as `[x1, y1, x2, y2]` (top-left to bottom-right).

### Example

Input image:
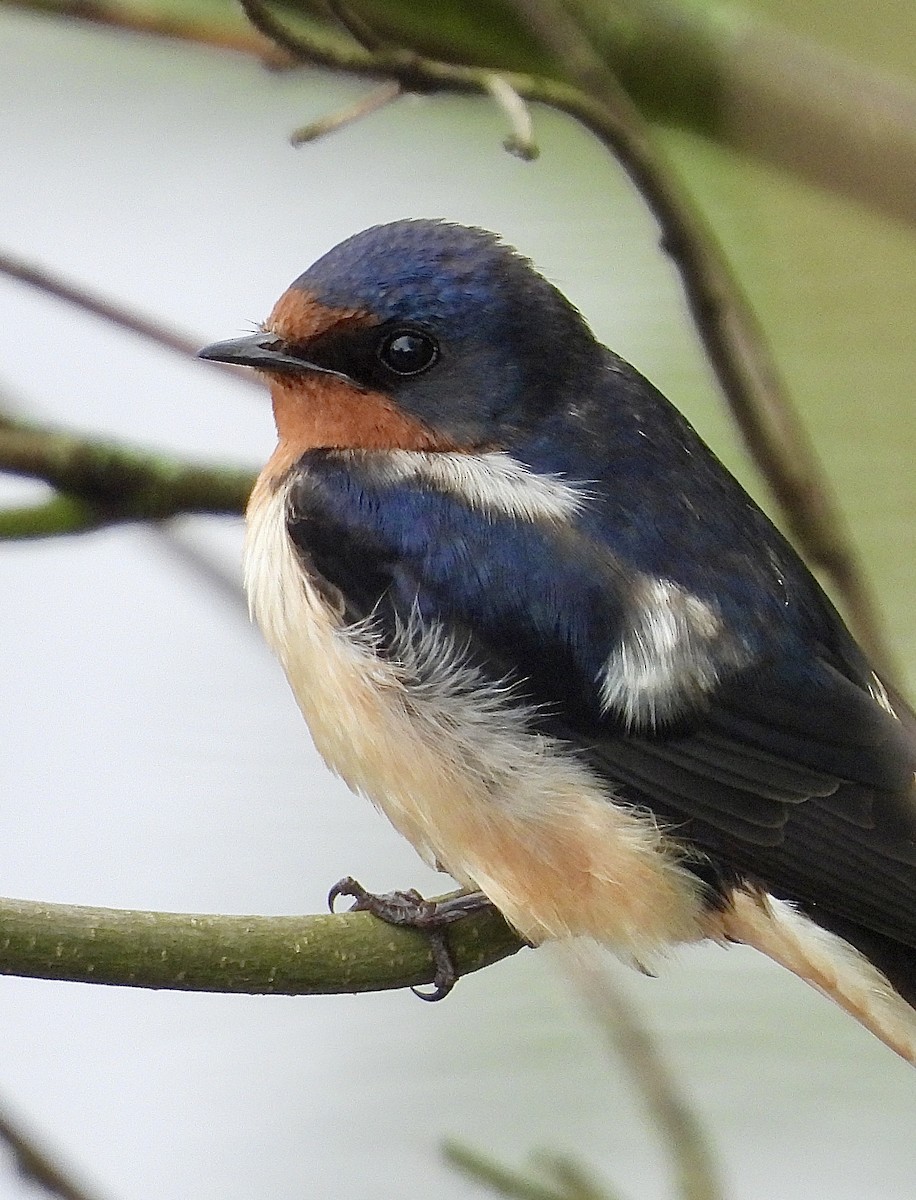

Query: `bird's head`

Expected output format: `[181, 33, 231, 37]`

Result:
[199, 220, 600, 460]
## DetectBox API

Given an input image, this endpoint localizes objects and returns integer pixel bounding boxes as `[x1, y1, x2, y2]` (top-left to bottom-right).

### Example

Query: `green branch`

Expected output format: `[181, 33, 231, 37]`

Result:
[0, 894, 524, 994]
[0, 494, 106, 538]
[445, 1144, 620, 1200]
[0, 417, 255, 536]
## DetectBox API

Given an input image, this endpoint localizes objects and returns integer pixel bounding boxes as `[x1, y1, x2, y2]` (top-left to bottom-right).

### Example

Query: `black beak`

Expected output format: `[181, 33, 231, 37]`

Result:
[197, 332, 352, 382]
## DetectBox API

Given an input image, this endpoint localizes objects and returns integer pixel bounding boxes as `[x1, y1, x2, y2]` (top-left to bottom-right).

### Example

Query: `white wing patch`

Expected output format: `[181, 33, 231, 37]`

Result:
[868, 672, 900, 719]
[600, 576, 748, 728]
[346, 449, 588, 524]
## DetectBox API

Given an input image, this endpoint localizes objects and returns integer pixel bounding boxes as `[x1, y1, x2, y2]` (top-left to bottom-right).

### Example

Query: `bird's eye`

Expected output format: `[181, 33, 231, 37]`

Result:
[377, 329, 439, 377]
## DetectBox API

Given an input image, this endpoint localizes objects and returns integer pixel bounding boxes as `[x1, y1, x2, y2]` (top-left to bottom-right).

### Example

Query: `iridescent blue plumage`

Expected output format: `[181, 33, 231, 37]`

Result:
[292, 220, 529, 333]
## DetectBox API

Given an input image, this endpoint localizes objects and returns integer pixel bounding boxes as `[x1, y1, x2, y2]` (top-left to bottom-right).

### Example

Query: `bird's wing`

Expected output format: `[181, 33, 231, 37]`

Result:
[582, 664, 916, 947]
[287, 452, 916, 951]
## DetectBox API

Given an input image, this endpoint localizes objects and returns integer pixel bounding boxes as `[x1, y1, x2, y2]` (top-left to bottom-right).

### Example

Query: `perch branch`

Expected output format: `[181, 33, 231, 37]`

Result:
[0, 894, 524, 993]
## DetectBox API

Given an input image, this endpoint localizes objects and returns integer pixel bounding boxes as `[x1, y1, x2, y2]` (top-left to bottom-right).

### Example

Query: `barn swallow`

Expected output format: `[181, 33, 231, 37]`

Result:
[200, 219, 916, 1063]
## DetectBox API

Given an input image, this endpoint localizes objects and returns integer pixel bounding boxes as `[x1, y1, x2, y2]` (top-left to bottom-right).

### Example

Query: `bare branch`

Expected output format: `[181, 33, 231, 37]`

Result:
[0, 249, 256, 382]
[567, 951, 724, 1200]
[485, 74, 539, 160]
[290, 80, 403, 146]
[0, 1104, 105, 1200]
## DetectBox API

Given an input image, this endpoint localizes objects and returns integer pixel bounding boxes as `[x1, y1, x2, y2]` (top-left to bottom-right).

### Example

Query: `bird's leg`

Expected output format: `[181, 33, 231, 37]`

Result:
[327, 876, 496, 1000]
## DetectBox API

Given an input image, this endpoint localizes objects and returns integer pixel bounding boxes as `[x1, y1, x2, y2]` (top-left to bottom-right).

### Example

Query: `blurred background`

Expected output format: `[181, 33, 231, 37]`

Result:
[0, 2, 914, 1197]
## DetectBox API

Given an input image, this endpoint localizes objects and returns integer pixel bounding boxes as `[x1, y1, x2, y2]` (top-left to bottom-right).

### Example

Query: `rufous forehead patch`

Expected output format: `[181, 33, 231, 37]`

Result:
[266, 288, 377, 344]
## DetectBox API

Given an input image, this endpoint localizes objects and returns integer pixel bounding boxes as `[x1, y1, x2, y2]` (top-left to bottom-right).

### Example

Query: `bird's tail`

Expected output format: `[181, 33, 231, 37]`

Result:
[717, 890, 916, 1066]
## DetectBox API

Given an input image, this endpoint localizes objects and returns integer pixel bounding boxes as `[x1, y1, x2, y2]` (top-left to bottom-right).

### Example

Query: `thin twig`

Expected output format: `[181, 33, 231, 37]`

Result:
[485, 74, 539, 160]
[0, 249, 256, 382]
[324, 0, 387, 52]
[564, 950, 724, 1200]
[0, 1103, 105, 1200]
[290, 80, 402, 145]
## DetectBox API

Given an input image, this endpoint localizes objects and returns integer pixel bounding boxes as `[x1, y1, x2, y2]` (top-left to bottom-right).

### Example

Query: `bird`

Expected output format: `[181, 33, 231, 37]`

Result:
[199, 218, 916, 1064]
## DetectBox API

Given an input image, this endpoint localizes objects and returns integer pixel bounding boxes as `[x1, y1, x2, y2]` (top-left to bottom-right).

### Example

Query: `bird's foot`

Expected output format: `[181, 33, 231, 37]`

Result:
[327, 876, 495, 1001]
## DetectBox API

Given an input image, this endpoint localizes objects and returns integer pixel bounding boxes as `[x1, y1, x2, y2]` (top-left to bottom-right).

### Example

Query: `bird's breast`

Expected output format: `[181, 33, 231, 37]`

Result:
[243, 464, 708, 961]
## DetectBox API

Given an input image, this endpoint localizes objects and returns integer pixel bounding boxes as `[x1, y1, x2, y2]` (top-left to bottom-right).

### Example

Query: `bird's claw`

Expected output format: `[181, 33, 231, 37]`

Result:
[328, 877, 438, 925]
[327, 876, 495, 1001]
